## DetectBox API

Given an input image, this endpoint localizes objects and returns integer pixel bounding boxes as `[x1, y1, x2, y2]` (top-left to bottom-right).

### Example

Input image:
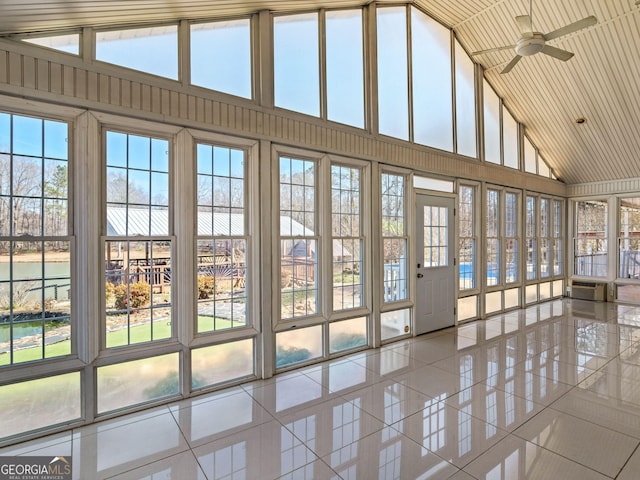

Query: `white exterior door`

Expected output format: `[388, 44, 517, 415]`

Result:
[415, 194, 455, 334]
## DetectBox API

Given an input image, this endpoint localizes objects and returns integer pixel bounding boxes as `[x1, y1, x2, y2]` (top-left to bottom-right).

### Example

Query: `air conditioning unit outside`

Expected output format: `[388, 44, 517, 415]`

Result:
[570, 280, 607, 301]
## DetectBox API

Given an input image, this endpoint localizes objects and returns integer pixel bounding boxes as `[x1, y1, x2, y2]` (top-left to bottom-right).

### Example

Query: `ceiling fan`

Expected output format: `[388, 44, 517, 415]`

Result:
[471, 0, 597, 74]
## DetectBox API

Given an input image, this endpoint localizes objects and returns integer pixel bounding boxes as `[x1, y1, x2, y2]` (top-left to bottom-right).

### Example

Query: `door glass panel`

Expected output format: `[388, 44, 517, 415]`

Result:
[423, 206, 448, 267]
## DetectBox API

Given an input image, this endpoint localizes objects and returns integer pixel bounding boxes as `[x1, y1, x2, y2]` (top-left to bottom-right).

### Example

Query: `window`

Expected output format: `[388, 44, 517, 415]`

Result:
[540, 198, 551, 278]
[277, 153, 368, 367]
[526, 196, 537, 280]
[483, 80, 501, 164]
[274, 10, 365, 127]
[104, 131, 171, 348]
[524, 136, 537, 174]
[331, 164, 363, 311]
[503, 108, 519, 169]
[574, 200, 607, 277]
[459, 185, 475, 290]
[411, 7, 453, 151]
[190, 19, 251, 98]
[196, 144, 248, 333]
[377, 7, 409, 140]
[96, 25, 178, 80]
[619, 198, 640, 280]
[486, 189, 500, 286]
[455, 40, 477, 158]
[505, 192, 519, 283]
[381, 173, 407, 303]
[326, 10, 365, 128]
[279, 156, 317, 319]
[539, 157, 551, 178]
[553, 200, 563, 276]
[0, 112, 71, 366]
[274, 13, 320, 117]
[23, 33, 80, 55]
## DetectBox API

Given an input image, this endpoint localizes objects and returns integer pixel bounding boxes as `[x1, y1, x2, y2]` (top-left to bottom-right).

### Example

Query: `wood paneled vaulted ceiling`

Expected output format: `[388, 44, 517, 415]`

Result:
[1, 0, 639, 185]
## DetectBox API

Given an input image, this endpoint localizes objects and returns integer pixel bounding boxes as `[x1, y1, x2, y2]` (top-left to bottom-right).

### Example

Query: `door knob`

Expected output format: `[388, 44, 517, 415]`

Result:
[417, 273, 423, 278]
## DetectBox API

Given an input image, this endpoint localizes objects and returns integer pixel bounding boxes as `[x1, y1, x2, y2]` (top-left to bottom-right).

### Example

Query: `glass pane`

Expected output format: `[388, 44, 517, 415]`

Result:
[97, 353, 179, 413]
[504, 288, 520, 309]
[423, 206, 448, 267]
[506, 239, 518, 283]
[457, 296, 477, 321]
[279, 157, 315, 235]
[413, 176, 454, 192]
[552, 280, 564, 297]
[383, 239, 407, 302]
[381, 173, 405, 237]
[23, 34, 80, 55]
[44, 119, 69, 160]
[526, 285, 538, 304]
[326, 10, 364, 128]
[191, 19, 251, 98]
[381, 308, 410, 340]
[332, 239, 362, 310]
[539, 282, 551, 300]
[483, 80, 501, 164]
[459, 185, 475, 291]
[487, 238, 500, 286]
[192, 339, 254, 389]
[524, 136, 537, 173]
[0, 372, 81, 438]
[459, 238, 475, 289]
[96, 26, 178, 79]
[503, 107, 519, 169]
[411, 7, 453, 151]
[455, 40, 477, 157]
[13, 115, 42, 156]
[485, 291, 501, 314]
[329, 316, 367, 353]
[105, 240, 172, 348]
[196, 239, 247, 333]
[539, 157, 551, 177]
[274, 13, 320, 116]
[276, 325, 322, 368]
[377, 7, 409, 140]
[280, 239, 317, 319]
[106, 131, 170, 237]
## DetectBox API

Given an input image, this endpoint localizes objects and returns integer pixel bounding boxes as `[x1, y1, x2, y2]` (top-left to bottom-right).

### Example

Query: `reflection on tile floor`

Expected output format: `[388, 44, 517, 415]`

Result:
[5, 299, 640, 479]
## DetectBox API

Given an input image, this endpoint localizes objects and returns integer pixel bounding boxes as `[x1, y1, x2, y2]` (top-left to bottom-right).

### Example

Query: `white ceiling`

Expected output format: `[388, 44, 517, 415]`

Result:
[1, 0, 639, 185]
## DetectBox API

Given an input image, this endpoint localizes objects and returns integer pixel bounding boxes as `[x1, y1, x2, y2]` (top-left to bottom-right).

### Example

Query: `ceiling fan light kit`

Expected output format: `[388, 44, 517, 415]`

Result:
[515, 34, 545, 56]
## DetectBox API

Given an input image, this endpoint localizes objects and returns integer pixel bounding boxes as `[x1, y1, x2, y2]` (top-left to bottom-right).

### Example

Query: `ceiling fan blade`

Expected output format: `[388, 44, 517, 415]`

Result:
[544, 16, 597, 41]
[541, 45, 574, 61]
[471, 44, 515, 56]
[515, 15, 533, 34]
[501, 55, 522, 74]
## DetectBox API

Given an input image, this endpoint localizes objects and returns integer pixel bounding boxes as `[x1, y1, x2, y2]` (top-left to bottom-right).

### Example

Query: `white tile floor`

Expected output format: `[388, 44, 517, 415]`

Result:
[4, 298, 640, 479]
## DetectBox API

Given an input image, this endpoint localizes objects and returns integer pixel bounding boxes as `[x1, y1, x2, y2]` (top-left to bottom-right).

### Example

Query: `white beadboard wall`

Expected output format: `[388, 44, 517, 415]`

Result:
[567, 177, 640, 198]
[0, 39, 565, 196]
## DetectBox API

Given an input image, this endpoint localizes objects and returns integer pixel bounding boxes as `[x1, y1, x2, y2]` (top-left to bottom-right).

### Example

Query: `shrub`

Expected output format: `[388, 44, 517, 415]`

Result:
[114, 281, 151, 310]
[105, 281, 116, 305]
[197, 275, 215, 299]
